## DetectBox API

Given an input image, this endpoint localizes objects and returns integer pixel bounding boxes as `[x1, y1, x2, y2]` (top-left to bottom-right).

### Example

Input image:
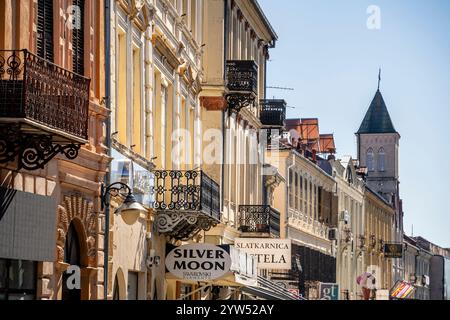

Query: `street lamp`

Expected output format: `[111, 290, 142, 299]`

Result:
[101, 182, 146, 224]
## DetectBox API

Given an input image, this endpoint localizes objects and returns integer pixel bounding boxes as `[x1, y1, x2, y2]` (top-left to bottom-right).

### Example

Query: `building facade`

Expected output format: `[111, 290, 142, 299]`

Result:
[107, 0, 209, 300]
[403, 235, 432, 300]
[329, 156, 365, 300]
[362, 187, 395, 298]
[265, 118, 338, 300]
[0, 0, 108, 300]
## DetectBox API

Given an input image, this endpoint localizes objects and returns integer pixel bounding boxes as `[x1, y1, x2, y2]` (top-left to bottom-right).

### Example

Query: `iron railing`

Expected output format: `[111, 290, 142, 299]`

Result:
[0, 49, 90, 140]
[238, 205, 280, 236]
[152, 170, 220, 221]
[226, 60, 258, 94]
[260, 99, 287, 127]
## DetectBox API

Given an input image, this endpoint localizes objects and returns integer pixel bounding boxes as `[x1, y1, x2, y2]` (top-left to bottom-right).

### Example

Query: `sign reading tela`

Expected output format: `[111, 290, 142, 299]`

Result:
[165, 244, 231, 281]
[384, 243, 403, 258]
[234, 239, 292, 269]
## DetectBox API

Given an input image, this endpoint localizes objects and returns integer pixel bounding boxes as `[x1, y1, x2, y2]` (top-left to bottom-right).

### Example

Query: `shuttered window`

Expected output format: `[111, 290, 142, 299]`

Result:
[37, 0, 54, 61]
[72, 0, 85, 75]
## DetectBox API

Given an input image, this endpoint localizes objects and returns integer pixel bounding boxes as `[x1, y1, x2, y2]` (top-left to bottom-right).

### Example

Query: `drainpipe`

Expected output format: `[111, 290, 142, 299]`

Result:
[103, 0, 112, 301]
[221, 0, 229, 220]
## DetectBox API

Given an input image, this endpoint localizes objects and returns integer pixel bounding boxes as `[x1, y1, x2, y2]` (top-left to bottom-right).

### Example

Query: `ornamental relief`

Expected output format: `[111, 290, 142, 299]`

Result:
[56, 194, 97, 266]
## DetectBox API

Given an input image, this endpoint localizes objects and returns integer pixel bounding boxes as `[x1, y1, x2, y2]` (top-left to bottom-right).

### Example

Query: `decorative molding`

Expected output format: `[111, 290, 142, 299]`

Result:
[155, 212, 218, 241]
[57, 194, 97, 267]
[200, 96, 227, 111]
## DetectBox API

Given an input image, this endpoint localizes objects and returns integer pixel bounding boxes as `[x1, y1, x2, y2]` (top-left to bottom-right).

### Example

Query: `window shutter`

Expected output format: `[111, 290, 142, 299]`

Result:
[37, 0, 54, 62]
[72, 0, 85, 75]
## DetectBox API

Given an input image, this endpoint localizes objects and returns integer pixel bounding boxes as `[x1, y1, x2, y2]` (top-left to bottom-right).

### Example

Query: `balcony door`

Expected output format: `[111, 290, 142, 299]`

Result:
[37, 0, 54, 62]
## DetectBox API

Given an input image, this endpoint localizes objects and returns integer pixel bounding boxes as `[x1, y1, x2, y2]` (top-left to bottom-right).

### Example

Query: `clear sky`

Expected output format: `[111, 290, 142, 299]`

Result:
[259, 0, 450, 247]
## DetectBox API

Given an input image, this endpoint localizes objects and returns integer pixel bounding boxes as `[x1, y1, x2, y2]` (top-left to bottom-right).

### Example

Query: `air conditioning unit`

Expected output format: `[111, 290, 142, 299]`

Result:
[328, 228, 338, 241]
[340, 210, 350, 224]
[422, 275, 430, 286]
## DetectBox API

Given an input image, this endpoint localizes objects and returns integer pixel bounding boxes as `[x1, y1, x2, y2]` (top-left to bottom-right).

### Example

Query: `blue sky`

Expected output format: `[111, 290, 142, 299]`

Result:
[259, 0, 450, 247]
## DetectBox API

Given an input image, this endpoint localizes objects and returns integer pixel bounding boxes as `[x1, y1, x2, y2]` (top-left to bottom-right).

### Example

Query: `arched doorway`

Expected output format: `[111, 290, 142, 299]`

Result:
[62, 223, 81, 300]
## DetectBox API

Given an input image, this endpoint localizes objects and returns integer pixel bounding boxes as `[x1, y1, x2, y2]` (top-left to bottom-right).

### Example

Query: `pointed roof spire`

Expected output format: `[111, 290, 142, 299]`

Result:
[357, 79, 398, 134]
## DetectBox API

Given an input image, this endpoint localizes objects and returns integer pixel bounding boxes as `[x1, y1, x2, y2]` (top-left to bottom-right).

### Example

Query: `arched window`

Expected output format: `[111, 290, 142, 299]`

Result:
[367, 148, 374, 171]
[378, 148, 386, 172]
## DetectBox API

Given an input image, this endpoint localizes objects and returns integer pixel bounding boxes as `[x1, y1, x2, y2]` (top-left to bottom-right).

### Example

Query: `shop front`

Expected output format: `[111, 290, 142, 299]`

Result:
[0, 188, 56, 300]
[164, 243, 298, 300]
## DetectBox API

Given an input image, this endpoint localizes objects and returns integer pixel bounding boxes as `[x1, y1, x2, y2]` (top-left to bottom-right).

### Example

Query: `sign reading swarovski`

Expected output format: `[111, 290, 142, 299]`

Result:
[235, 239, 292, 269]
[166, 244, 232, 281]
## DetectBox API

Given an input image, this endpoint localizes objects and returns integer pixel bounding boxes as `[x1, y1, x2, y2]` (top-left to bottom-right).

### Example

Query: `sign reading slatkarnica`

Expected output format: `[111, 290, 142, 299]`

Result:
[234, 239, 292, 270]
[165, 244, 232, 281]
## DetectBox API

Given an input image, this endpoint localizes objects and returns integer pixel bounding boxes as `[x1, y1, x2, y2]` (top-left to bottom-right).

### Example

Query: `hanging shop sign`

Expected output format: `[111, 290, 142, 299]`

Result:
[384, 243, 404, 258]
[319, 283, 340, 300]
[234, 238, 291, 270]
[165, 244, 232, 281]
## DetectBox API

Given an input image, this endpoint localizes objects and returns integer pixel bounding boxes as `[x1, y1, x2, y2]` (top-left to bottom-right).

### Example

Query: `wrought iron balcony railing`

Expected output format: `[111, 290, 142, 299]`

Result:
[260, 99, 287, 128]
[0, 50, 90, 170]
[0, 49, 90, 140]
[153, 170, 221, 241]
[225, 60, 258, 113]
[238, 205, 280, 237]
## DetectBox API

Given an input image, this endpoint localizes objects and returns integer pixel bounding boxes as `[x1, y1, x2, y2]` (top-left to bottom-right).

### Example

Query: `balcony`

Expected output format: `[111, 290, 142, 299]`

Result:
[238, 205, 280, 237]
[0, 49, 90, 170]
[260, 99, 287, 128]
[225, 60, 258, 113]
[153, 170, 220, 241]
[288, 209, 329, 240]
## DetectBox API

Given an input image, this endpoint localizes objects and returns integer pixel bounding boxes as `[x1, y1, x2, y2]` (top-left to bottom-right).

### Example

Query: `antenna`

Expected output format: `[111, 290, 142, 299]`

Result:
[267, 86, 294, 91]
[378, 68, 381, 91]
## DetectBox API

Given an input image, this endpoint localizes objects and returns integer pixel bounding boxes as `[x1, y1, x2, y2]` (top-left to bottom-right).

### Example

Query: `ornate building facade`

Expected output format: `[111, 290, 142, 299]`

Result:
[0, 0, 108, 300]
[329, 156, 365, 300]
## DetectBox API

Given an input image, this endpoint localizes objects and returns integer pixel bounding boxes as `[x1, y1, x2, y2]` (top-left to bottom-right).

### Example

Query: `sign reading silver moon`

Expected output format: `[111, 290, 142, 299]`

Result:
[165, 244, 232, 281]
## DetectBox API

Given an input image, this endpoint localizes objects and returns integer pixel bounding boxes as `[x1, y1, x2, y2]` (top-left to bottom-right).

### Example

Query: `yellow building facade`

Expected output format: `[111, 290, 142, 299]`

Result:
[363, 186, 395, 295]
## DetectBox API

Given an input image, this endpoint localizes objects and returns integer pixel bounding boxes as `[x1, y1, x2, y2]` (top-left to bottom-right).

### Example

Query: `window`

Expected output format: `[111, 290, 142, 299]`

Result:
[190, 0, 196, 39]
[132, 46, 142, 154]
[294, 173, 299, 210]
[72, 0, 85, 75]
[37, 0, 54, 61]
[300, 176, 303, 211]
[0, 259, 37, 300]
[117, 31, 127, 145]
[367, 148, 374, 171]
[378, 148, 386, 172]
[289, 169, 294, 208]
